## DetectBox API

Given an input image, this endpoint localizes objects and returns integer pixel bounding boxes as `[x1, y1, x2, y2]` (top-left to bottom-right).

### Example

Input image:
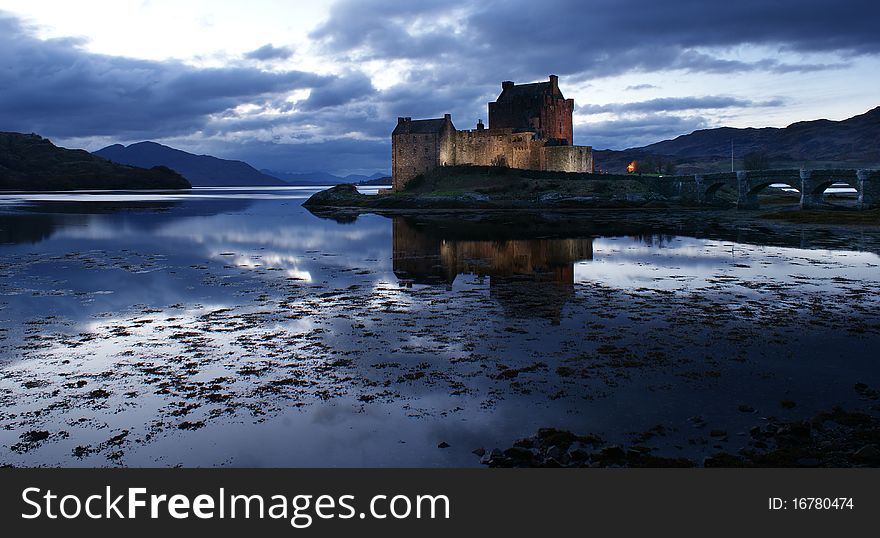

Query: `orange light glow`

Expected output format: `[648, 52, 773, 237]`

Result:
[626, 161, 636, 173]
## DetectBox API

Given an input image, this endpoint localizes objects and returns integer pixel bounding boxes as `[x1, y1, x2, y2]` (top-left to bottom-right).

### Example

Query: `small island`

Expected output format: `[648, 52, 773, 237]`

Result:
[0, 132, 191, 191]
[304, 165, 679, 209]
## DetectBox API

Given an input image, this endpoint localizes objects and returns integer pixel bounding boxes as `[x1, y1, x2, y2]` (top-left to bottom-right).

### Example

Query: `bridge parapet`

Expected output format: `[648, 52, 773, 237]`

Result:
[615, 168, 874, 210]
[516, 167, 876, 210]
[859, 169, 880, 209]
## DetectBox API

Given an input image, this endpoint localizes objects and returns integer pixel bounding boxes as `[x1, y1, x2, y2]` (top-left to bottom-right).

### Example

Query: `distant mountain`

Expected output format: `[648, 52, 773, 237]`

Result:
[637, 106, 880, 161]
[0, 133, 190, 191]
[344, 172, 389, 183]
[95, 142, 286, 187]
[594, 106, 880, 174]
[263, 170, 390, 185]
[264, 170, 343, 184]
[357, 175, 392, 186]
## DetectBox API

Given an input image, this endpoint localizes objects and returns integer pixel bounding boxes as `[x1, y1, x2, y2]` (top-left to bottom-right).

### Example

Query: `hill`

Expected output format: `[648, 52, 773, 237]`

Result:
[264, 170, 389, 185]
[263, 170, 343, 185]
[95, 142, 286, 187]
[594, 106, 880, 174]
[357, 175, 392, 186]
[0, 133, 190, 191]
[640, 106, 880, 161]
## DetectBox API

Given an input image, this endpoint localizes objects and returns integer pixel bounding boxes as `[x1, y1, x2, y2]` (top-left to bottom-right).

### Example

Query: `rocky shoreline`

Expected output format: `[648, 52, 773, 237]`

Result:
[304, 183, 880, 231]
[303, 183, 682, 210]
[479, 402, 880, 468]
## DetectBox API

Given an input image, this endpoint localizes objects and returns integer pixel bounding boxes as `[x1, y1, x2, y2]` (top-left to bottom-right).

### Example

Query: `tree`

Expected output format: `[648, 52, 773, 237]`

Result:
[640, 155, 677, 175]
[743, 151, 770, 171]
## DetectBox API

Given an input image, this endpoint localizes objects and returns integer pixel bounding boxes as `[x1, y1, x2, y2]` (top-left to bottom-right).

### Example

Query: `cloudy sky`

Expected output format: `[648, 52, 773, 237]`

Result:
[1, 0, 878, 175]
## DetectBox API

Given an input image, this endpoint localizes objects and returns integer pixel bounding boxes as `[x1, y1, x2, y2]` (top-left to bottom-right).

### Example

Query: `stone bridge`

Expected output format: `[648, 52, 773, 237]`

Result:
[631, 169, 879, 210]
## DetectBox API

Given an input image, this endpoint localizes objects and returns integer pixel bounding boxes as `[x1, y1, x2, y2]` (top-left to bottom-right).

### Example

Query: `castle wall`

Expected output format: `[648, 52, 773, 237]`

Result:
[392, 132, 441, 190]
[392, 128, 594, 190]
[452, 129, 543, 169]
[542, 145, 593, 173]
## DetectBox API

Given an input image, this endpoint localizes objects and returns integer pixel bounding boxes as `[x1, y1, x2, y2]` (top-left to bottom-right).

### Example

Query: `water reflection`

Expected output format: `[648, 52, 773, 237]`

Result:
[392, 218, 594, 322]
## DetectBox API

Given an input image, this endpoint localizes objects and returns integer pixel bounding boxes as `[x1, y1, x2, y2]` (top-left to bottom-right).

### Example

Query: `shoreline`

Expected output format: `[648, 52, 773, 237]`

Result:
[303, 182, 878, 227]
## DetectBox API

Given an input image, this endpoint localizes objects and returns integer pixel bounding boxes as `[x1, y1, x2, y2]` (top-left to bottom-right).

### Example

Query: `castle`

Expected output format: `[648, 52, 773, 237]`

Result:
[391, 75, 593, 190]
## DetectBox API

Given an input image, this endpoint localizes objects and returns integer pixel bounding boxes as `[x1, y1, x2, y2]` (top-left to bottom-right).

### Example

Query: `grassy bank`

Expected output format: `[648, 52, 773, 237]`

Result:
[304, 166, 730, 209]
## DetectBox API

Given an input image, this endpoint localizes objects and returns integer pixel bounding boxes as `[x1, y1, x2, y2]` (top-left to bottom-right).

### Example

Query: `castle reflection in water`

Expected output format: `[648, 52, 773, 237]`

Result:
[392, 218, 594, 323]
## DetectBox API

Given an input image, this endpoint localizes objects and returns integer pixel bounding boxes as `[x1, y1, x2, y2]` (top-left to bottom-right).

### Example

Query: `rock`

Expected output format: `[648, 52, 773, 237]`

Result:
[481, 450, 502, 465]
[503, 447, 535, 463]
[459, 192, 490, 202]
[600, 446, 625, 459]
[513, 437, 535, 449]
[626, 448, 644, 460]
[472, 447, 486, 457]
[437, 441, 450, 449]
[569, 448, 590, 462]
[780, 400, 797, 409]
[704, 453, 746, 467]
[538, 192, 562, 203]
[546, 445, 563, 460]
[537, 428, 576, 443]
[709, 429, 727, 438]
[854, 383, 879, 400]
[738, 404, 755, 413]
[796, 458, 821, 467]
[853, 444, 880, 461]
[777, 422, 811, 439]
[21, 430, 50, 443]
[302, 184, 366, 207]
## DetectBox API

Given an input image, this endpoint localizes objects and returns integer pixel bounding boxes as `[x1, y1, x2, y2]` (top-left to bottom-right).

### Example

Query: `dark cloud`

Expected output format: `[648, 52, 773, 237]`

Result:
[313, 0, 876, 81]
[626, 84, 658, 91]
[244, 44, 294, 61]
[580, 96, 786, 114]
[576, 115, 710, 150]
[310, 0, 465, 60]
[0, 13, 334, 139]
[298, 71, 377, 111]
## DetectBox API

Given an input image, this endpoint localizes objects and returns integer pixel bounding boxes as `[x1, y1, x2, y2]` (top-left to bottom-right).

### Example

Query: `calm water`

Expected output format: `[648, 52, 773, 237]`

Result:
[1, 186, 878, 467]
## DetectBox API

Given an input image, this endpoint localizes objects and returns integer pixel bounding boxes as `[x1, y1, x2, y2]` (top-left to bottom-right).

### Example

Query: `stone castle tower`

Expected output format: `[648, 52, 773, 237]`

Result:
[488, 75, 574, 145]
[391, 75, 592, 191]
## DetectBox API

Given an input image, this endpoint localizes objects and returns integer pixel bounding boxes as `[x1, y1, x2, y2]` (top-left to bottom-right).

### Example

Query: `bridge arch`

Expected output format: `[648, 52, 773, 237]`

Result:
[735, 170, 802, 209]
[746, 179, 800, 197]
[703, 181, 734, 204]
[800, 170, 860, 209]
